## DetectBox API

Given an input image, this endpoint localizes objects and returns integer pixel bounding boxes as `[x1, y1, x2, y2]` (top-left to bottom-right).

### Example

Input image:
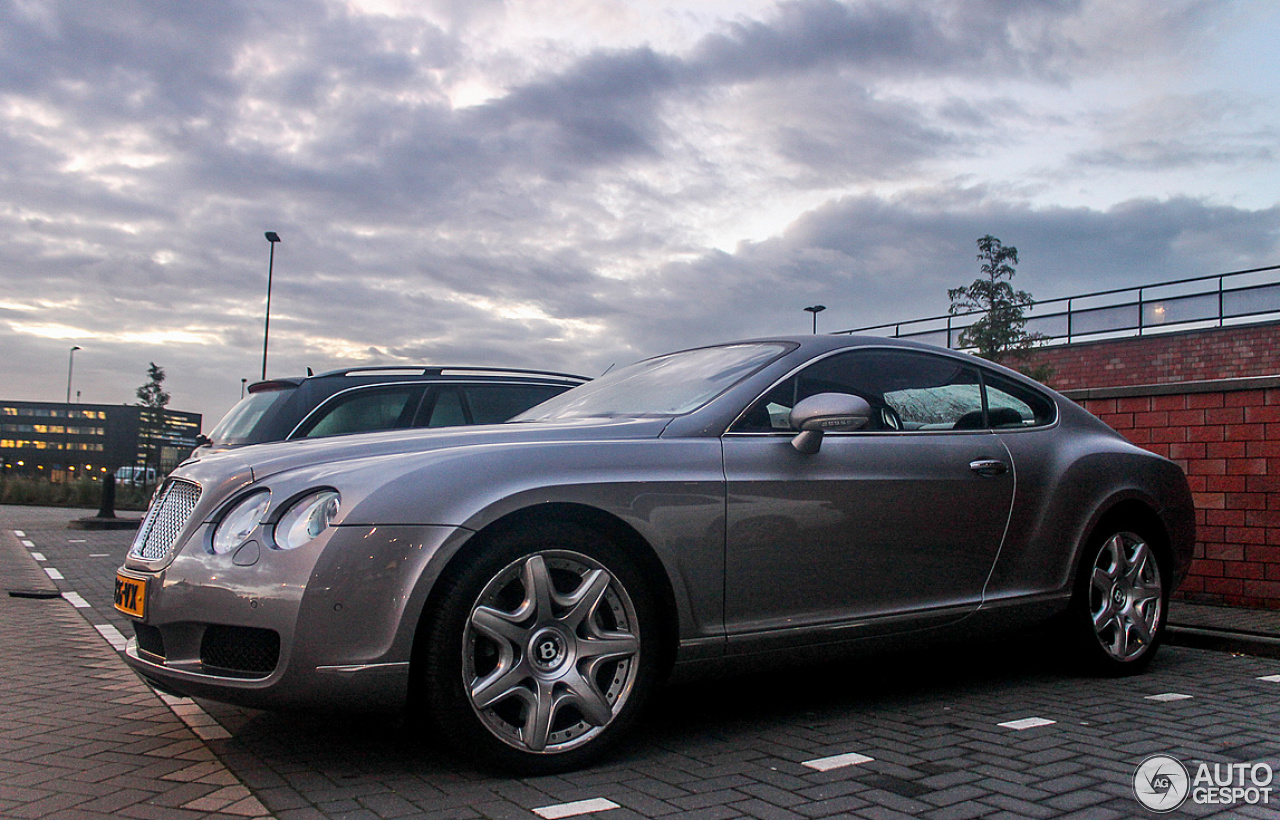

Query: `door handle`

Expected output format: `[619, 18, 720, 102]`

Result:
[969, 459, 1008, 478]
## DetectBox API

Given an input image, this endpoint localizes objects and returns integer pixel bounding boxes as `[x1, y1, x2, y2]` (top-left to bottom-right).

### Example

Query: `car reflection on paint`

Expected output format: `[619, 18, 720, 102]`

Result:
[115, 336, 1194, 773]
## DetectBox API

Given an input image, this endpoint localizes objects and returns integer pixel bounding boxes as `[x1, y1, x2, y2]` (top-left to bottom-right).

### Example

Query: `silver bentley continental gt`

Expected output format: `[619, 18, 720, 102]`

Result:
[115, 336, 1195, 772]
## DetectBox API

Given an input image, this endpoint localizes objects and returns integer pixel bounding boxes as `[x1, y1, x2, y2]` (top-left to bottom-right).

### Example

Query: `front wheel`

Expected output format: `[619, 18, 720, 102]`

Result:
[419, 523, 659, 773]
[1068, 525, 1167, 675]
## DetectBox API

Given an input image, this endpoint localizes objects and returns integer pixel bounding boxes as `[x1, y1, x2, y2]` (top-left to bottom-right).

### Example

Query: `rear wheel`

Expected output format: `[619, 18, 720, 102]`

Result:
[1069, 524, 1167, 675]
[419, 522, 658, 773]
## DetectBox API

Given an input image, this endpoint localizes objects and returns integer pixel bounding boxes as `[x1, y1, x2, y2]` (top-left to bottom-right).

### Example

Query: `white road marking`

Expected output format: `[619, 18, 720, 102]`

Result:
[533, 798, 620, 819]
[94, 623, 128, 652]
[803, 751, 875, 771]
[998, 717, 1056, 730]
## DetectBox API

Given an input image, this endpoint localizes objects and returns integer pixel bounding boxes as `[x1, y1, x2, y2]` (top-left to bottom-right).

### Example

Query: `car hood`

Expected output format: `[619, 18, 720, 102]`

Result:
[176, 416, 675, 486]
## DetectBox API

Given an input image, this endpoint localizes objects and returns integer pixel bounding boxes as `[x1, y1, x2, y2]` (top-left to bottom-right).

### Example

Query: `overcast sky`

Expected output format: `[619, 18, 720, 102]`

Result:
[3, 0, 1279, 425]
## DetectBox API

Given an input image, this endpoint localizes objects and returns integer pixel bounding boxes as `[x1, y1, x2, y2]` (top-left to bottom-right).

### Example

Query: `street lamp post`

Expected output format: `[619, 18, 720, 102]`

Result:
[262, 231, 281, 380]
[804, 305, 826, 334]
[66, 346, 81, 403]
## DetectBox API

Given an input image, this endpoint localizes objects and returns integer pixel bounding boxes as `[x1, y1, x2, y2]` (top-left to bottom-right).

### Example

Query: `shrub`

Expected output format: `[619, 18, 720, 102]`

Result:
[0, 476, 152, 511]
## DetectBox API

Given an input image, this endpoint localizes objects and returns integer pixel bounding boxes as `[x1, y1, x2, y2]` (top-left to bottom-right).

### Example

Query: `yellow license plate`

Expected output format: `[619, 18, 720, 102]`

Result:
[114, 573, 147, 619]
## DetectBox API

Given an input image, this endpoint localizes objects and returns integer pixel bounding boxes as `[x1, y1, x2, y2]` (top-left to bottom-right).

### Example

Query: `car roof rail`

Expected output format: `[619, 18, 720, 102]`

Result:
[311, 365, 590, 382]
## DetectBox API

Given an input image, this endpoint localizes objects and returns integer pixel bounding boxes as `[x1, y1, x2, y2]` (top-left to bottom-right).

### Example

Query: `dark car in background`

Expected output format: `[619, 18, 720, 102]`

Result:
[197, 366, 588, 453]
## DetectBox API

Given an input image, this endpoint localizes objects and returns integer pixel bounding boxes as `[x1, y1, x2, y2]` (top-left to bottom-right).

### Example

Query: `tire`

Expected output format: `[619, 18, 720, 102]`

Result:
[418, 521, 659, 774]
[1067, 523, 1168, 676]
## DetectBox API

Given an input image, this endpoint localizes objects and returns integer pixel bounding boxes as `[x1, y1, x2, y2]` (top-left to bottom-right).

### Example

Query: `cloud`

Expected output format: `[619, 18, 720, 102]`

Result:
[0, 0, 1275, 427]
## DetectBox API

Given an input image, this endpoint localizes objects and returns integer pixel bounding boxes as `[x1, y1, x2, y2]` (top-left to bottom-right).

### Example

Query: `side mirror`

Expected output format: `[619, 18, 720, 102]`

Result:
[789, 393, 872, 454]
[195, 434, 211, 447]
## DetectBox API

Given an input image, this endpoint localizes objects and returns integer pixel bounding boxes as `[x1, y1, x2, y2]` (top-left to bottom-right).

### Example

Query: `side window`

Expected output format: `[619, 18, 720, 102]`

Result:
[732, 349, 985, 433]
[297, 387, 420, 438]
[983, 373, 1056, 428]
[464, 384, 565, 425]
[421, 387, 467, 427]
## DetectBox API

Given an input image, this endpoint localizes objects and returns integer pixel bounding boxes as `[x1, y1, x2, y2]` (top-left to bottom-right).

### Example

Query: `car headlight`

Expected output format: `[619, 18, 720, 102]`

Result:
[274, 490, 340, 551]
[212, 491, 271, 555]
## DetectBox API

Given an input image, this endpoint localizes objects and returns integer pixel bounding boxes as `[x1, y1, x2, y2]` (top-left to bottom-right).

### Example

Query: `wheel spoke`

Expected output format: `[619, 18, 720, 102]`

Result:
[1124, 541, 1152, 585]
[471, 605, 529, 645]
[1125, 608, 1153, 645]
[1091, 565, 1115, 595]
[558, 569, 611, 631]
[521, 681, 556, 752]
[1110, 621, 1132, 657]
[1131, 582, 1161, 608]
[579, 630, 639, 663]
[521, 555, 555, 623]
[560, 668, 615, 726]
[1093, 600, 1116, 633]
[471, 661, 530, 710]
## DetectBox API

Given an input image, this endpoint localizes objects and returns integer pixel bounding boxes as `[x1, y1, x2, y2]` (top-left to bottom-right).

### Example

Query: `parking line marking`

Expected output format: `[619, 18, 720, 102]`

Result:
[998, 717, 1056, 730]
[1145, 693, 1193, 701]
[94, 623, 128, 652]
[62, 592, 91, 608]
[1259, 675, 1280, 683]
[533, 798, 619, 819]
[44, 567, 64, 580]
[803, 751, 875, 771]
[89, 553, 111, 558]
[31, 552, 46, 561]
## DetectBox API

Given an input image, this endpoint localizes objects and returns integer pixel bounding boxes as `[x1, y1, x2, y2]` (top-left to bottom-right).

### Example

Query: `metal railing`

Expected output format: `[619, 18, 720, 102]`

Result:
[836, 264, 1280, 349]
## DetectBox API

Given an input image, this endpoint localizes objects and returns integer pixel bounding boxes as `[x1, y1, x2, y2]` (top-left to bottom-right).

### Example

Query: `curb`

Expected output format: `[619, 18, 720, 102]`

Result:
[1166, 624, 1280, 660]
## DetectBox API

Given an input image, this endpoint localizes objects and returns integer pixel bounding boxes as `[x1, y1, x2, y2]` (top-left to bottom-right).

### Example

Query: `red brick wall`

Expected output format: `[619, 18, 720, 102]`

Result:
[1069, 382, 1280, 610]
[1032, 322, 1280, 392]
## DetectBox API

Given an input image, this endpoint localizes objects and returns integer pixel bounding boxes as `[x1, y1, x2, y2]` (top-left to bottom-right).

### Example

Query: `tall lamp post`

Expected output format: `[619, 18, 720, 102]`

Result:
[262, 232, 281, 380]
[804, 305, 826, 334]
[66, 346, 81, 403]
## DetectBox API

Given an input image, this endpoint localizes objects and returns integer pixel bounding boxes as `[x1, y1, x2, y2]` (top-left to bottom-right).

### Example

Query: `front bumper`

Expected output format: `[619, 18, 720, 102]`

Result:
[119, 521, 469, 711]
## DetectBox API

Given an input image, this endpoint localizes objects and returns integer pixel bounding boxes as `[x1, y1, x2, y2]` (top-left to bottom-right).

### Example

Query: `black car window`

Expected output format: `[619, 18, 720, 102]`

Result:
[732, 349, 985, 433]
[465, 384, 565, 425]
[984, 372, 1056, 428]
[297, 386, 421, 438]
[207, 386, 296, 446]
[421, 387, 467, 427]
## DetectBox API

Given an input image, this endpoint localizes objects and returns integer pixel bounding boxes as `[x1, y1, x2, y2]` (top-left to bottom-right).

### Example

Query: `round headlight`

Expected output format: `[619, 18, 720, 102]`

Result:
[212, 491, 271, 555]
[274, 490, 340, 551]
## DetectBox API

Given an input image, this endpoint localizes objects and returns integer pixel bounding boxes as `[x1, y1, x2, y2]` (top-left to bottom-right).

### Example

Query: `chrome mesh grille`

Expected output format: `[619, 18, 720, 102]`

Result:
[129, 479, 201, 561]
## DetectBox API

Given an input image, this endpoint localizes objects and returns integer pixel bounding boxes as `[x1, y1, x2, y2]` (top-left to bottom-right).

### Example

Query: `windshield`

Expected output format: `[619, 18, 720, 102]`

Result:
[206, 387, 295, 446]
[517, 343, 789, 421]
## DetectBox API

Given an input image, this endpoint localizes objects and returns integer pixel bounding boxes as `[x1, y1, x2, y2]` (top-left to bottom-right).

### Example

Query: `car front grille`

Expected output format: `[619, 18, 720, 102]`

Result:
[129, 479, 202, 561]
[200, 625, 280, 678]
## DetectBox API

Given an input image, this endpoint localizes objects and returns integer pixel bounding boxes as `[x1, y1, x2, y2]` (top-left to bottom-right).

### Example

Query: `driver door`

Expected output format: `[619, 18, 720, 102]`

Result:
[721, 348, 1015, 647]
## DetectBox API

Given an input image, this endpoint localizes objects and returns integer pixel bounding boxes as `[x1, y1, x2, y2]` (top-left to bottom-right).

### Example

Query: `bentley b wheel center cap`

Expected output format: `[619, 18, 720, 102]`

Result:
[530, 628, 568, 672]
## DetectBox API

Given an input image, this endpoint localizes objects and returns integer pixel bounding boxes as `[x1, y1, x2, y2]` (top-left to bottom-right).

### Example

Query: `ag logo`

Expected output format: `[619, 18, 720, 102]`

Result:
[1134, 754, 1190, 812]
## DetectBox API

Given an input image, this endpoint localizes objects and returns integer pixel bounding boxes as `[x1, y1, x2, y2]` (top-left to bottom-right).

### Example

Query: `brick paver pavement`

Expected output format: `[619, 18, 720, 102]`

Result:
[1, 516, 271, 819]
[4, 505, 1280, 819]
